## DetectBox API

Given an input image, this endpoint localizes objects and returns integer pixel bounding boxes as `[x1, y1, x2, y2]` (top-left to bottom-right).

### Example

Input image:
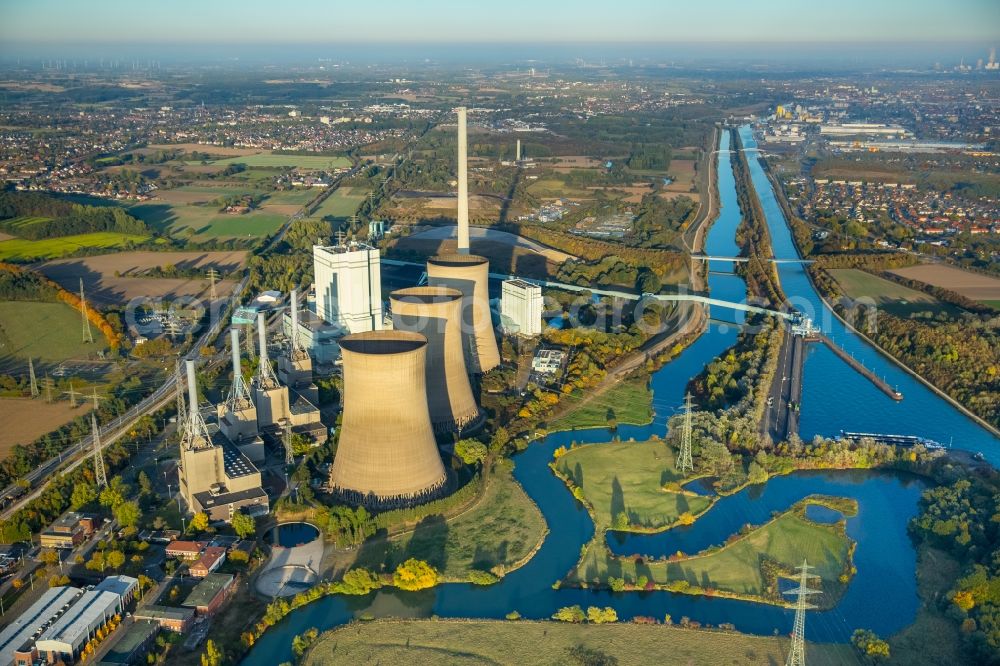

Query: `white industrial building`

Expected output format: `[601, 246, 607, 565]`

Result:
[313, 241, 383, 334]
[500, 279, 542, 336]
[35, 589, 122, 661]
[281, 305, 342, 365]
[0, 586, 83, 666]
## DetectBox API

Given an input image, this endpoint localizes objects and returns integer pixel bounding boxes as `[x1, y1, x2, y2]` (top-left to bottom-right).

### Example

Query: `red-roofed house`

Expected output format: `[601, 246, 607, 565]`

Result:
[190, 547, 227, 578]
[165, 541, 206, 560]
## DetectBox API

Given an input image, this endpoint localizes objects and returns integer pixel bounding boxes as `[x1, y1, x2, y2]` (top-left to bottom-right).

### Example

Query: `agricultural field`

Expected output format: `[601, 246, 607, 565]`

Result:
[205, 151, 351, 170]
[303, 619, 854, 666]
[39, 251, 245, 304]
[326, 462, 546, 581]
[827, 268, 959, 317]
[554, 440, 714, 531]
[143, 143, 260, 157]
[549, 376, 652, 431]
[309, 186, 367, 219]
[0, 398, 92, 454]
[0, 301, 106, 372]
[570, 497, 856, 603]
[129, 201, 285, 240]
[0, 232, 150, 262]
[889, 263, 1000, 304]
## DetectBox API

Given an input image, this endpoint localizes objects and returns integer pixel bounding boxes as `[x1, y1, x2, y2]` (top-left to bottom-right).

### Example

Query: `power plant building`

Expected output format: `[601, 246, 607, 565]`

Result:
[178, 361, 269, 522]
[500, 278, 543, 336]
[313, 241, 383, 334]
[390, 287, 481, 433]
[329, 331, 447, 507]
[427, 254, 500, 373]
[217, 328, 264, 463]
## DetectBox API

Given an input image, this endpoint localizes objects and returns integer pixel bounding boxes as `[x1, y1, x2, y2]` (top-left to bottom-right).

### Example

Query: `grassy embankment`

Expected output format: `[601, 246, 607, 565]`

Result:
[552, 440, 857, 606]
[552, 439, 712, 531]
[570, 496, 857, 607]
[303, 618, 855, 666]
[547, 376, 653, 432]
[322, 460, 548, 581]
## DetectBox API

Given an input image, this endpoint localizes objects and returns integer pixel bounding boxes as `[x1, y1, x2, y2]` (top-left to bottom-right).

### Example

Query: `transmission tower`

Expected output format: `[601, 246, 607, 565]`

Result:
[207, 268, 219, 301]
[90, 413, 108, 489]
[27, 358, 39, 398]
[784, 560, 820, 666]
[80, 279, 94, 343]
[678, 392, 694, 475]
[64, 381, 78, 408]
[43, 374, 53, 404]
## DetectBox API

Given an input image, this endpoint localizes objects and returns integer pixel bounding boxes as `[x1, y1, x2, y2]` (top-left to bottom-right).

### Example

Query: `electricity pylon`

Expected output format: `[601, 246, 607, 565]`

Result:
[678, 392, 694, 475]
[28, 358, 38, 398]
[64, 381, 78, 408]
[207, 268, 219, 301]
[42, 374, 53, 404]
[80, 278, 94, 343]
[784, 560, 820, 666]
[90, 413, 108, 489]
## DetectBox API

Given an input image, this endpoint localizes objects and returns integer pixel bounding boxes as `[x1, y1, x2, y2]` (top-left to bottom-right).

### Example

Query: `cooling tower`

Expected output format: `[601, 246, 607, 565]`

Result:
[330, 330, 447, 505]
[426, 254, 500, 373]
[390, 287, 481, 433]
[456, 106, 470, 254]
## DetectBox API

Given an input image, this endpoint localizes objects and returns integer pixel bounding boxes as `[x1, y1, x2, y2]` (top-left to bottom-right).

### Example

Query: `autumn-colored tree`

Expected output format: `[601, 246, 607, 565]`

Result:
[392, 558, 438, 591]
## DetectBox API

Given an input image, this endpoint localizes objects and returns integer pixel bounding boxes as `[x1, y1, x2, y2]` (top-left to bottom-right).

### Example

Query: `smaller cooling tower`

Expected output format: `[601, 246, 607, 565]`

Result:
[390, 287, 481, 433]
[426, 254, 500, 373]
[330, 330, 447, 505]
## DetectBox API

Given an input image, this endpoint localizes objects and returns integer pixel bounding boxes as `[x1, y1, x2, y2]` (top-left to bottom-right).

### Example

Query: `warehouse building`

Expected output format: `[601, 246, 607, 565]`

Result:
[0, 586, 84, 666]
[34, 589, 122, 662]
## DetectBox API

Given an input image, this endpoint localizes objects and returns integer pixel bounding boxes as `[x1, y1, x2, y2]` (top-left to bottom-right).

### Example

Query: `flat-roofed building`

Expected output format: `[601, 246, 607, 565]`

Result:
[313, 241, 383, 334]
[132, 606, 194, 633]
[181, 573, 234, 616]
[282, 305, 342, 365]
[94, 575, 139, 613]
[39, 512, 96, 550]
[35, 590, 121, 663]
[95, 620, 158, 665]
[0, 586, 83, 666]
[500, 278, 543, 337]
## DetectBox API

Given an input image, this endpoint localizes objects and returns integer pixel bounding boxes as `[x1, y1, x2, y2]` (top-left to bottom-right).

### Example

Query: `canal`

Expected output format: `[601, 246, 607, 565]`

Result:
[241, 127, 997, 663]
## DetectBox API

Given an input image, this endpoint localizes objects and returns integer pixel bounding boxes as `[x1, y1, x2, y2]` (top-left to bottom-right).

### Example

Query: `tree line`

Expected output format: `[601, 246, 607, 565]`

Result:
[0, 191, 148, 240]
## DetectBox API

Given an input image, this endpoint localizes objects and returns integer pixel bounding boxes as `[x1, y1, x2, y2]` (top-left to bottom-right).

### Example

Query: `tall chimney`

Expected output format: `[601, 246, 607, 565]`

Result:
[257, 312, 269, 368]
[290, 288, 300, 350]
[516, 139, 521, 162]
[230, 328, 242, 381]
[185, 360, 198, 430]
[456, 106, 470, 255]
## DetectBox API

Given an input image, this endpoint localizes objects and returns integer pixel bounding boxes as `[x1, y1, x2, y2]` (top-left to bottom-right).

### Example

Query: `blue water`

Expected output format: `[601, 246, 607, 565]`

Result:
[240, 128, 996, 663]
[267, 522, 321, 548]
[736, 126, 999, 462]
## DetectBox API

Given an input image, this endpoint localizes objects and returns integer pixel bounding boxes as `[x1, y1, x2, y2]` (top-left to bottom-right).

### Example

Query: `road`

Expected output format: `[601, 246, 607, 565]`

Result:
[763, 327, 802, 443]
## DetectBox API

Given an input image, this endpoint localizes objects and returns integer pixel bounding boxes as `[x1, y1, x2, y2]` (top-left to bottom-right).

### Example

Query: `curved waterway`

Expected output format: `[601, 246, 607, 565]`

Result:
[241, 128, 995, 663]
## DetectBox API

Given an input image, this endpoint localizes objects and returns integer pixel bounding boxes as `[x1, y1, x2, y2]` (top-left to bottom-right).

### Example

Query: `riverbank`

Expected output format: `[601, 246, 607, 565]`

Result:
[302, 618, 855, 666]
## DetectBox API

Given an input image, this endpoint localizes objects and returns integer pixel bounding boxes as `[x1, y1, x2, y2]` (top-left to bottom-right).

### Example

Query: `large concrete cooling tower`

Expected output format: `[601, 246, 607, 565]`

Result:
[390, 287, 481, 433]
[426, 253, 500, 373]
[330, 330, 447, 506]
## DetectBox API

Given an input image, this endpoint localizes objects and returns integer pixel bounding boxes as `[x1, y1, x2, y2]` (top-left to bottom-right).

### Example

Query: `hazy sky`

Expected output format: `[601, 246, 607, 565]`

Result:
[2, 0, 998, 45]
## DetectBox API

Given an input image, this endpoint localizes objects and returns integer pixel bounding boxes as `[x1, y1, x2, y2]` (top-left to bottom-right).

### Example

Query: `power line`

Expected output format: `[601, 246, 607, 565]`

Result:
[207, 268, 220, 301]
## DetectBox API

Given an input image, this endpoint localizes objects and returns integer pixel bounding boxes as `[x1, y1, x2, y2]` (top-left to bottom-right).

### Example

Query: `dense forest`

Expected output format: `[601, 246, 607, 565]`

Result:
[909, 471, 1000, 664]
[0, 190, 148, 239]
